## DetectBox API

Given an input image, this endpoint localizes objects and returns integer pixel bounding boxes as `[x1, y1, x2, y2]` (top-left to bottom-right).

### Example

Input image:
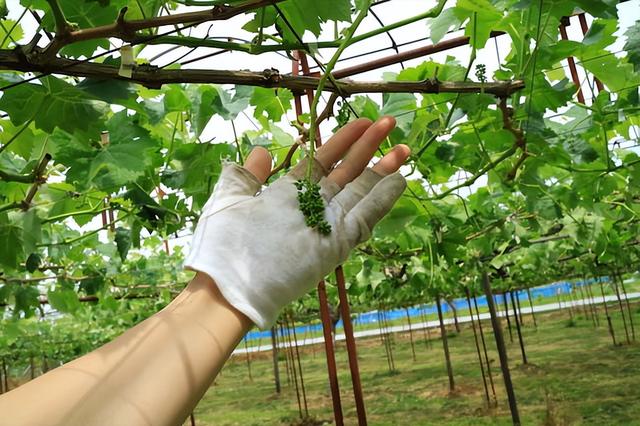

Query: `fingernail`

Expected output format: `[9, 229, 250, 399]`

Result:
[379, 115, 397, 128]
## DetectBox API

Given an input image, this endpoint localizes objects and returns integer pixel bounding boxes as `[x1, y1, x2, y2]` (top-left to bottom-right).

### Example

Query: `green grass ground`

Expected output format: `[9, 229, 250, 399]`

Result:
[191, 299, 640, 426]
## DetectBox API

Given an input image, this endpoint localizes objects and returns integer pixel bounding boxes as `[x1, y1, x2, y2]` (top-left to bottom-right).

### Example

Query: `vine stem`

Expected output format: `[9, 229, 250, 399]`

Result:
[306, 0, 374, 178]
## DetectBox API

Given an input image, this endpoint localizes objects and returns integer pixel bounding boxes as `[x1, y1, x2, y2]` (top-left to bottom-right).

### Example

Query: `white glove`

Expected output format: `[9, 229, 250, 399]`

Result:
[185, 158, 406, 329]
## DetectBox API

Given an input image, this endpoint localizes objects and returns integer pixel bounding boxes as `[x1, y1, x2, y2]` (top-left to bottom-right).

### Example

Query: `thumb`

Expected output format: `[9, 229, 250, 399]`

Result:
[244, 147, 272, 184]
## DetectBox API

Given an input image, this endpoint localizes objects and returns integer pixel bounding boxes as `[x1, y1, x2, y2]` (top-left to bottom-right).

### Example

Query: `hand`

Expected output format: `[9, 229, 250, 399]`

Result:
[185, 116, 410, 329]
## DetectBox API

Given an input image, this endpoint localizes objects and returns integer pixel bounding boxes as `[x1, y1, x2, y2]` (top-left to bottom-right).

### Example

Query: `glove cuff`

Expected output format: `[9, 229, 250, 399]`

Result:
[185, 261, 276, 329]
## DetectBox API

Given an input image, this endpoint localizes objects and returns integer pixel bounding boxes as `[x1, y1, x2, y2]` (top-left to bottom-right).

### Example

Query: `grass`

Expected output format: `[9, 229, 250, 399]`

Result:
[191, 299, 640, 425]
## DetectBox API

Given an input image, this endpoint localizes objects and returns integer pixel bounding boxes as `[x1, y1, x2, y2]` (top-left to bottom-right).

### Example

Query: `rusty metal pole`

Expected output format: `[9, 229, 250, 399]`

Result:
[336, 266, 368, 426]
[310, 31, 506, 79]
[559, 18, 586, 104]
[318, 281, 344, 426]
[577, 13, 605, 92]
[293, 51, 344, 425]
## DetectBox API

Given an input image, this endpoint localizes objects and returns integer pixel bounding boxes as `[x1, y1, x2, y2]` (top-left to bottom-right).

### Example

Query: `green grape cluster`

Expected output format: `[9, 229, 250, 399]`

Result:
[475, 64, 487, 83]
[336, 101, 351, 128]
[295, 179, 332, 235]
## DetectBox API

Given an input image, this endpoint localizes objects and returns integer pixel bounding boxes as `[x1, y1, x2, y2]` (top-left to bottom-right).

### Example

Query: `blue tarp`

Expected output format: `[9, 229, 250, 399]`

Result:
[243, 276, 609, 343]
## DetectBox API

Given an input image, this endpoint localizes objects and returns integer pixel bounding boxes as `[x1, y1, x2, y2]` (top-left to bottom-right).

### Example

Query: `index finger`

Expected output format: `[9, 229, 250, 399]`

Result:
[328, 116, 396, 187]
[315, 118, 373, 171]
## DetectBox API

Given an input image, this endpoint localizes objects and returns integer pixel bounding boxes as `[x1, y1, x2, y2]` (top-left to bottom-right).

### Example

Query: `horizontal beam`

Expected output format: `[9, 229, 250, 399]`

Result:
[0, 49, 524, 97]
[43, 0, 282, 55]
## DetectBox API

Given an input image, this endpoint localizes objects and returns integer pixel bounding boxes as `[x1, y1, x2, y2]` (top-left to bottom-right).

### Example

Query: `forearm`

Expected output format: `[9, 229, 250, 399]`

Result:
[0, 273, 252, 426]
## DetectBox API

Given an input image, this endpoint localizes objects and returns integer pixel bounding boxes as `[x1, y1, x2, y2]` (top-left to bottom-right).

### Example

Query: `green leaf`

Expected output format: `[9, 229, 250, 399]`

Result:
[0, 1, 7, 19]
[217, 86, 254, 120]
[55, 122, 160, 189]
[162, 142, 235, 209]
[250, 87, 293, 121]
[76, 78, 138, 107]
[21, 209, 41, 254]
[0, 119, 47, 160]
[454, 0, 502, 49]
[79, 274, 105, 296]
[114, 227, 131, 262]
[25, 253, 41, 272]
[164, 85, 191, 112]
[47, 289, 82, 314]
[0, 213, 23, 270]
[0, 19, 23, 47]
[188, 86, 219, 138]
[275, 0, 352, 38]
[624, 20, 640, 72]
[21, 0, 125, 56]
[0, 76, 105, 134]
[428, 8, 460, 44]
[14, 285, 39, 317]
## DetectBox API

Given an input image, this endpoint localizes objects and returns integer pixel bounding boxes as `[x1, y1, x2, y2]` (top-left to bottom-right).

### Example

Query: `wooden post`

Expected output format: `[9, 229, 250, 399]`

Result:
[612, 274, 631, 344]
[436, 295, 455, 392]
[405, 307, 417, 361]
[526, 288, 538, 329]
[618, 272, 636, 341]
[510, 291, 528, 365]
[482, 272, 521, 425]
[270, 327, 281, 393]
[243, 338, 253, 381]
[502, 293, 514, 343]
[465, 288, 490, 407]
[2, 358, 9, 392]
[473, 295, 497, 406]
[289, 313, 309, 417]
[515, 290, 525, 326]
[600, 281, 618, 345]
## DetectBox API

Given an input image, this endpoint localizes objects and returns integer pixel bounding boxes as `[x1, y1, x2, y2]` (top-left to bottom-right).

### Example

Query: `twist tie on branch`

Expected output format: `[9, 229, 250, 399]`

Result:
[21, 153, 52, 210]
[262, 68, 281, 86]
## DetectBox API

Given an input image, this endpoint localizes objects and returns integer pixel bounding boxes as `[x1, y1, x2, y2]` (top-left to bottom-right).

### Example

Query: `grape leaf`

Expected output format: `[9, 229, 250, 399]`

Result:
[0, 19, 23, 47]
[0, 214, 23, 270]
[454, 0, 502, 49]
[25, 253, 41, 273]
[0, 76, 105, 134]
[47, 289, 82, 314]
[115, 227, 131, 261]
[624, 20, 640, 72]
[244, 0, 351, 39]
[250, 87, 293, 122]
[428, 8, 461, 44]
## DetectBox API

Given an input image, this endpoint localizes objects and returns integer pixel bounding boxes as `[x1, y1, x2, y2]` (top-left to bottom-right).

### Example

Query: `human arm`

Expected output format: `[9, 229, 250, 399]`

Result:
[0, 117, 410, 425]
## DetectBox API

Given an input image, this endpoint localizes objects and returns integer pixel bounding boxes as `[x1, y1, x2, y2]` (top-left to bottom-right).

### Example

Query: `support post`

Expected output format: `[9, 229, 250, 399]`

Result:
[436, 295, 455, 392]
[502, 292, 514, 343]
[270, 326, 281, 393]
[318, 281, 344, 426]
[482, 272, 521, 425]
[336, 266, 367, 426]
[464, 287, 490, 407]
[510, 291, 528, 365]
